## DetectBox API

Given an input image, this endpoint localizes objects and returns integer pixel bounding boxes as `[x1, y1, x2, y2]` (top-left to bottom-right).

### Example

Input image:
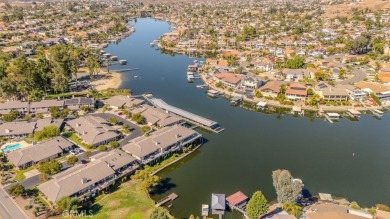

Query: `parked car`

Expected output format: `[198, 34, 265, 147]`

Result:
[80, 160, 88, 164]
[118, 112, 123, 116]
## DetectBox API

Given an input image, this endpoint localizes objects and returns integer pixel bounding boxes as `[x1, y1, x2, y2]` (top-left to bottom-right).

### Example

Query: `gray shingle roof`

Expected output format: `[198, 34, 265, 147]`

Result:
[211, 193, 226, 210]
[37, 150, 136, 203]
[7, 136, 72, 167]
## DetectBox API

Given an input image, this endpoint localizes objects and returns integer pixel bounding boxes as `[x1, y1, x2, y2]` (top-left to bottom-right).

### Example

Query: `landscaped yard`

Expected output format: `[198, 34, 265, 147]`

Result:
[13, 166, 35, 181]
[65, 180, 158, 219]
[64, 132, 92, 150]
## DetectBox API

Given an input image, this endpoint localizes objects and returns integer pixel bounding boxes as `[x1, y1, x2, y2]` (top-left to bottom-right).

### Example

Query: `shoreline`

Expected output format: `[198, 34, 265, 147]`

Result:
[90, 69, 123, 91]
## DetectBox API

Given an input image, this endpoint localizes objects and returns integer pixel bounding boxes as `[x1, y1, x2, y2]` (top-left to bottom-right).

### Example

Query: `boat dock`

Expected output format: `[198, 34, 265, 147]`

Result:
[111, 68, 139, 72]
[146, 97, 224, 133]
[370, 109, 384, 117]
[155, 193, 178, 207]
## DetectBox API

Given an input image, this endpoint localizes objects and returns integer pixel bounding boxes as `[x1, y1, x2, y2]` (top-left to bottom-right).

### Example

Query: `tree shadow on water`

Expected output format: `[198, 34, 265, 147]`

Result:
[149, 177, 176, 196]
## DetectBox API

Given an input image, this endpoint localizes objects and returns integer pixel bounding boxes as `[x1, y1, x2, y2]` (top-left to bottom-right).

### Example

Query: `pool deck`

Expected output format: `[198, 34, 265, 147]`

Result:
[1, 141, 30, 153]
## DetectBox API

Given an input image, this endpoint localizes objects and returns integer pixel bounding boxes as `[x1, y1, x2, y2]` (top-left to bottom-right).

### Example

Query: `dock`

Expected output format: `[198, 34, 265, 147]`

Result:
[370, 109, 384, 117]
[111, 68, 139, 72]
[146, 97, 224, 133]
[155, 193, 178, 207]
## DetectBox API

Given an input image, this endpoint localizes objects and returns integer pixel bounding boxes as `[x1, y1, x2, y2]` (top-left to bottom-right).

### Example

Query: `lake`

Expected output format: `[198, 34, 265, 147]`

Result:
[105, 18, 390, 218]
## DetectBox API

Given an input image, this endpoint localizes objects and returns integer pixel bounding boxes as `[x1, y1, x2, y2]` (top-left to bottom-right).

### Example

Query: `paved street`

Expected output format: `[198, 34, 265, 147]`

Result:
[93, 113, 142, 146]
[336, 68, 366, 85]
[0, 187, 29, 219]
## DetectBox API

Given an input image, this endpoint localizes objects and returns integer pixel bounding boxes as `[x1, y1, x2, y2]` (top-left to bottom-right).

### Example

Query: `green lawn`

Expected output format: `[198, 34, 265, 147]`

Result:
[65, 133, 92, 150]
[61, 180, 158, 219]
[13, 166, 35, 181]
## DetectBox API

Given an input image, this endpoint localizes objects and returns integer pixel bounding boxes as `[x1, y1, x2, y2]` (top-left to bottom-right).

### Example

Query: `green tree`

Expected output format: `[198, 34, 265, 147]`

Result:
[67, 155, 78, 165]
[149, 207, 170, 219]
[246, 191, 269, 219]
[97, 145, 107, 151]
[109, 141, 120, 148]
[282, 203, 302, 218]
[8, 184, 25, 197]
[2, 110, 19, 122]
[33, 125, 60, 141]
[56, 196, 79, 211]
[284, 56, 305, 69]
[141, 126, 151, 133]
[272, 169, 303, 204]
[83, 151, 91, 158]
[86, 54, 100, 81]
[108, 117, 118, 125]
[38, 160, 62, 175]
[131, 113, 145, 124]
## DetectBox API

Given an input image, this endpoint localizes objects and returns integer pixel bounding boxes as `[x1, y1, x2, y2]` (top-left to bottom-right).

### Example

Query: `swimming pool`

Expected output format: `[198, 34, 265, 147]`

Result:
[1, 143, 22, 153]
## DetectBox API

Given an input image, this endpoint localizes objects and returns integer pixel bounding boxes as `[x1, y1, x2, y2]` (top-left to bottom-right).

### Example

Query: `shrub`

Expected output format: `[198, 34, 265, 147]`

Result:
[67, 156, 78, 165]
[141, 126, 151, 133]
[8, 184, 25, 197]
[97, 145, 107, 151]
[351, 201, 361, 210]
[376, 204, 390, 212]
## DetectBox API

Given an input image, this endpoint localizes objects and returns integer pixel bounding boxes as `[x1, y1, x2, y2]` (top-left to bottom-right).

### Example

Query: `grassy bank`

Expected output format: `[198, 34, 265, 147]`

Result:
[58, 180, 158, 219]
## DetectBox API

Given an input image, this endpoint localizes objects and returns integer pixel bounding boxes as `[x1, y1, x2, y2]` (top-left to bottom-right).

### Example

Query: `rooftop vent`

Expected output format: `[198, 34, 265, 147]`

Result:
[5, 129, 10, 133]
[175, 134, 181, 139]
[81, 177, 88, 184]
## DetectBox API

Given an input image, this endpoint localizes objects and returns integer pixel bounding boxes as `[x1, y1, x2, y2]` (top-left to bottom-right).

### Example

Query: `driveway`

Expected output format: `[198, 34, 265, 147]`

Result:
[93, 113, 142, 146]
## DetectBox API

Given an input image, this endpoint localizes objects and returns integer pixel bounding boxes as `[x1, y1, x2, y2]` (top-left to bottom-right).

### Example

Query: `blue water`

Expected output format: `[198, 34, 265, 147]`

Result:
[105, 18, 390, 218]
[2, 143, 22, 153]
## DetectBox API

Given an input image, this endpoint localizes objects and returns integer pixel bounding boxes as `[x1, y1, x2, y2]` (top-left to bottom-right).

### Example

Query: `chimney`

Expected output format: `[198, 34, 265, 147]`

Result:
[81, 177, 88, 184]
[5, 129, 10, 133]
[76, 123, 80, 127]
[175, 134, 181, 139]
[82, 131, 86, 135]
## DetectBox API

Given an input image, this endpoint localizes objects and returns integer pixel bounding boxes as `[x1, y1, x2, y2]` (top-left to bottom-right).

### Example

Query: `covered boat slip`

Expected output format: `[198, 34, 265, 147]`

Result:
[148, 98, 224, 133]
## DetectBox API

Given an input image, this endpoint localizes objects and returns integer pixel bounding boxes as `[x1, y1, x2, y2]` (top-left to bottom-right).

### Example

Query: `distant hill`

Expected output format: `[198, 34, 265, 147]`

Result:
[323, 0, 390, 18]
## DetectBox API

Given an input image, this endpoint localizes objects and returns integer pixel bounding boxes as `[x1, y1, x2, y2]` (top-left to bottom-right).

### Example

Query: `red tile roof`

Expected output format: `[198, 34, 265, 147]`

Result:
[226, 191, 248, 206]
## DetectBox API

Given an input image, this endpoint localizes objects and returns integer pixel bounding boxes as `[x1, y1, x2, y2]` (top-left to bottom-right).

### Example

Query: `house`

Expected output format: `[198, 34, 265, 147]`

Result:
[355, 81, 390, 102]
[260, 81, 286, 98]
[267, 211, 297, 219]
[130, 105, 182, 127]
[305, 203, 373, 219]
[30, 99, 65, 114]
[211, 193, 226, 215]
[0, 101, 29, 115]
[38, 150, 138, 203]
[103, 96, 145, 110]
[214, 72, 245, 88]
[285, 83, 307, 100]
[0, 121, 36, 138]
[35, 118, 64, 132]
[345, 87, 366, 100]
[66, 115, 120, 147]
[241, 76, 263, 90]
[7, 136, 73, 169]
[122, 125, 202, 165]
[64, 97, 95, 111]
[318, 85, 349, 102]
[281, 69, 310, 81]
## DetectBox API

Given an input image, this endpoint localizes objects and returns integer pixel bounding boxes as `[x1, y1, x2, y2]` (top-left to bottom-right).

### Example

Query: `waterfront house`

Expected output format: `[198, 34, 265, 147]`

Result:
[7, 136, 73, 169]
[103, 96, 145, 110]
[66, 115, 120, 147]
[30, 99, 65, 114]
[122, 125, 202, 165]
[318, 85, 349, 102]
[38, 149, 138, 203]
[355, 81, 390, 103]
[64, 97, 95, 111]
[260, 81, 286, 98]
[0, 101, 29, 115]
[305, 203, 373, 219]
[241, 76, 263, 90]
[211, 193, 226, 216]
[213, 72, 245, 88]
[130, 104, 182, 127]
[285, 83, 307, 100]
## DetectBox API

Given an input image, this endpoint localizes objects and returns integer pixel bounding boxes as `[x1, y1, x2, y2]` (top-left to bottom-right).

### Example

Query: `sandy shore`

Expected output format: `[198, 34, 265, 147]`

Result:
[90, 70, 122, 91]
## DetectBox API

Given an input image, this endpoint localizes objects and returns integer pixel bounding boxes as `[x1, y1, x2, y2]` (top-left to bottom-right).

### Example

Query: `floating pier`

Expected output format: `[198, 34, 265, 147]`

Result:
[111, 68, 139, 72]
[370, 109, 384, 117]
[155, 193, 178, 207]
[146, 97, 224, 133]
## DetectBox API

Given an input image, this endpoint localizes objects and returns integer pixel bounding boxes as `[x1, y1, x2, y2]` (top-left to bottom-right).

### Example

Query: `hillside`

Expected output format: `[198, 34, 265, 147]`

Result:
[323, 0, 390, 18]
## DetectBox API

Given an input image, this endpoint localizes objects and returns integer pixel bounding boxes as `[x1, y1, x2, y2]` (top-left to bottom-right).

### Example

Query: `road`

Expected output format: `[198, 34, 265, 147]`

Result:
[336, 68, 366, 85]
[0, 187, 29, 219]
[93, 113, 142, 146]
